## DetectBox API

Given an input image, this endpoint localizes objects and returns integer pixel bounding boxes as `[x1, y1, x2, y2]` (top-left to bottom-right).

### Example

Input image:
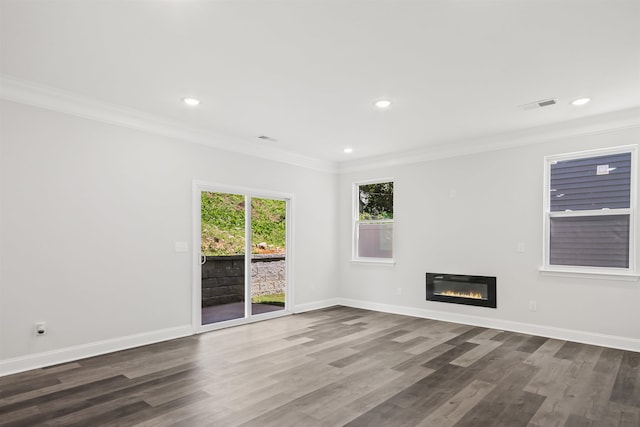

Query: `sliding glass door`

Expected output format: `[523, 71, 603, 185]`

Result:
[200, 191, 247, 325]
[250, 197, 287, 316]
[195, 184, 290, 329]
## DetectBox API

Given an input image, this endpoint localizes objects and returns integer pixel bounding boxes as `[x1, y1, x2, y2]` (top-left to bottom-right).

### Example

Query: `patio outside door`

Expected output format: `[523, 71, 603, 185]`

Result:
[250, 197, 287, 316]
[196, 185, 289, 328]
[200, 191, 246, 324]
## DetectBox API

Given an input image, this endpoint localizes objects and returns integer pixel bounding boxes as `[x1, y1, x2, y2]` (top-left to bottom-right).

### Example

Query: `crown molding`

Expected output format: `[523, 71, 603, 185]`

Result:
[0, 74, 338, 174]
[4, 74, 638, 176]
[339, 106, 640, 174]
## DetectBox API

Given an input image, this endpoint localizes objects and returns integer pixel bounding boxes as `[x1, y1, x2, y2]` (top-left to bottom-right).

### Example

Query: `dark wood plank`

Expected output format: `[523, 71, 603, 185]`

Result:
[610, 350, 640, 408]
[0, 374, 61, 399]
[391, 342, 456, 372]
[454, 363, 542, 427]
[0, 375, 130, 417]
[422, 341, 478, 370]
[516, 335, 549, 354]
[554, 340, 588, 360]
[443, 326, 487, 346]
[565, 413, 595, 427]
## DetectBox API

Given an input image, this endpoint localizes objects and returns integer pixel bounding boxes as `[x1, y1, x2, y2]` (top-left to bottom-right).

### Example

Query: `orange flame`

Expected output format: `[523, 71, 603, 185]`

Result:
[438, 290, 484, 300]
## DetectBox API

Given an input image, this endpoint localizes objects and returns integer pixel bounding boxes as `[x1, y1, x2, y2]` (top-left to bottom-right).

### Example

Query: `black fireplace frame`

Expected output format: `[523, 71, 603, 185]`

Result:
[426, 273, 497, 308]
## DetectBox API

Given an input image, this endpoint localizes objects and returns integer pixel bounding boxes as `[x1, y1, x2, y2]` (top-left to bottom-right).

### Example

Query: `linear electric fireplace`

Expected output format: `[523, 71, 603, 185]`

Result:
[426, 273, 497, 308]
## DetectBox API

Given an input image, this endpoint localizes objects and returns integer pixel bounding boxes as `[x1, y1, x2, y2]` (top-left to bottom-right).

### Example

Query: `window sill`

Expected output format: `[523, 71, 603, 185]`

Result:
[539, 267, 640, 281]
[351, 259, 396, 267]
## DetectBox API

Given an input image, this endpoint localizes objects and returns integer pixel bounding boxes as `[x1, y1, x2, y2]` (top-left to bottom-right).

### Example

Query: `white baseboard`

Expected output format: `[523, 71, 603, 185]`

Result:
[293, 298, 340, 314]
[0, 325, 193, 377]
[1, 297, 340, 378]
[338, 298, 640, 353]
[4, 297, 636, 378]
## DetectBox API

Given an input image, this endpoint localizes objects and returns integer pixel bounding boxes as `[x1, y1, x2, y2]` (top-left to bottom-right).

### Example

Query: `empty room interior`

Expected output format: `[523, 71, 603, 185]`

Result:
[1, 1, 640, 426]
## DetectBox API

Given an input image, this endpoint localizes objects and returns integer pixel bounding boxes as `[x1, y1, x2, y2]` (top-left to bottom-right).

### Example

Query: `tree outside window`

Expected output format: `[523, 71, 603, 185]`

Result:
[354, 181, 394, 260]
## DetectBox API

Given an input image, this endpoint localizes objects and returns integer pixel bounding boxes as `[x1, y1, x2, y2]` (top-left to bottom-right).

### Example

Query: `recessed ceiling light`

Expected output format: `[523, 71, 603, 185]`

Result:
[374, 99, 391, 109]
[344, 148, 353, 154]
[183, 97, 200, 106]
[571, 97, 590, 106]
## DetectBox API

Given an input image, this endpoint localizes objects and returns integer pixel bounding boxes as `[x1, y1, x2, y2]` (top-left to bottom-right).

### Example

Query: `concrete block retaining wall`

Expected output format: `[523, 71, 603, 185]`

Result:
[201, 254, 286, 307]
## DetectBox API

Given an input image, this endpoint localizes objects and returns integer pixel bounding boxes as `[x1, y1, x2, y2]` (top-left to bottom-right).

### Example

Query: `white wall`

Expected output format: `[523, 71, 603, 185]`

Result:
[339, 126, 640, 350]
[0, 100, 339, 371]
[2, 97, 638, 375]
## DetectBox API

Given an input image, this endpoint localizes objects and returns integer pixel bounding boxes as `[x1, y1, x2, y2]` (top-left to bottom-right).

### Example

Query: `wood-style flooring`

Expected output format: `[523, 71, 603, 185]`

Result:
[1, 306, 639, 426]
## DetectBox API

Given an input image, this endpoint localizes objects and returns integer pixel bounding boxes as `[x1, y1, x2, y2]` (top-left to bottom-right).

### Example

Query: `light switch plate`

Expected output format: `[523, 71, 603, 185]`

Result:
[175, 241, 188, 252]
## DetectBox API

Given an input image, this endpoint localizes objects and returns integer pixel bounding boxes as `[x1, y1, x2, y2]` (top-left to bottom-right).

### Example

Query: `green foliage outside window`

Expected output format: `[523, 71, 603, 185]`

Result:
[359, 182, 394, 220]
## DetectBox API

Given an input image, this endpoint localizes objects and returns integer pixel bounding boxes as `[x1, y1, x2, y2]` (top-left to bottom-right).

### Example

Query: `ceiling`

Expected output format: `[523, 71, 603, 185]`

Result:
[1, 0, 639, 167]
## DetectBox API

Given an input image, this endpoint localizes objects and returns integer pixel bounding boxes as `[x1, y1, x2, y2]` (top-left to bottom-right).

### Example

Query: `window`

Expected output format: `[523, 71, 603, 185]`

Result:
[353, 180, 394, 262]
[543, 146, 636, 275]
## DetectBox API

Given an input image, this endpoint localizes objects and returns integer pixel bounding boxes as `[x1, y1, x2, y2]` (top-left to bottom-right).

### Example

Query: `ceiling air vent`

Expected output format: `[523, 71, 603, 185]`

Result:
[257, 135, 277, 142]
[519, 98, 557, 111]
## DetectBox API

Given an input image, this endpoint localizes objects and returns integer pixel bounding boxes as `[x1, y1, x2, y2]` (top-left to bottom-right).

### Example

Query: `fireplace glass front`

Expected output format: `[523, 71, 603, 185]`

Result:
[426, 273, 497, 308]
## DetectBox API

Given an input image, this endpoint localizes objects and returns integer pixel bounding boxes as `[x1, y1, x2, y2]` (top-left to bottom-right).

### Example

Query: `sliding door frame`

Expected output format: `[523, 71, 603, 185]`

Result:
[192, 180, 294, 333]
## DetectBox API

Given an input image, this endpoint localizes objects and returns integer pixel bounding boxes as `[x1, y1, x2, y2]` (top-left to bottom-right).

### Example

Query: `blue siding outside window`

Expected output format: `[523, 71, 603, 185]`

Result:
[547, 150, 634, 270]
[550, 215, 630, 268]
[550, 153, 631, 211]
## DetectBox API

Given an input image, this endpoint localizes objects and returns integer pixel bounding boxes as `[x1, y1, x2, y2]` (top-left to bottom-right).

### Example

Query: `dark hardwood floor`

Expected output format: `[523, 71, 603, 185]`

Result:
[1, 306, 639, 426]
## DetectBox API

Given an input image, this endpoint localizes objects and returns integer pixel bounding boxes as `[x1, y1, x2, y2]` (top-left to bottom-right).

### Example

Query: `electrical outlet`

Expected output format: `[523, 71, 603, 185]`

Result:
[529, 301, 537, 312]
[35, 322, 47, 336]
[396, 288, 402, 296]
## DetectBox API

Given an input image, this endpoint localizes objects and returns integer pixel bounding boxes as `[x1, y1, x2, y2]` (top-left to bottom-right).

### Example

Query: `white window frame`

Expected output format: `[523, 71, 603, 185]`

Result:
[541, 145, 639, 280]
[352, 178, 395, 265]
